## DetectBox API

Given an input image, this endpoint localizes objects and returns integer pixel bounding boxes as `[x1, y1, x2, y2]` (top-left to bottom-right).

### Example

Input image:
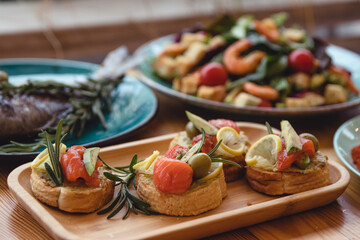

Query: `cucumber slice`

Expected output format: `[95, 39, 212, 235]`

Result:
[185, 111, 218, 135]
[83, 147, 100, 176]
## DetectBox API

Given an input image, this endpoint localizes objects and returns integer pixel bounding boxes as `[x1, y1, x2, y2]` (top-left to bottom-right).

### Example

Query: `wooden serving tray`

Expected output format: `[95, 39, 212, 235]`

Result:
[8, 122, 350, 240]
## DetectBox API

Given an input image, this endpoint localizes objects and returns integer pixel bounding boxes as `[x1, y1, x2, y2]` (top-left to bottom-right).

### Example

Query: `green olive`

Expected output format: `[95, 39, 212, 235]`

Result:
[185, 121, 200, 139]
[299, 133, 319, 152]
[188, 153, 211, 179]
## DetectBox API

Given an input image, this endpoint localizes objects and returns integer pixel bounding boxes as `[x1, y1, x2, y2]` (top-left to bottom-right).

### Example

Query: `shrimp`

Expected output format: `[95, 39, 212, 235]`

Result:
[243, 82, 279, 101]
[253, 18, 280, 42]
[223, 39, 266, 75]
[159, 43, 186, 57]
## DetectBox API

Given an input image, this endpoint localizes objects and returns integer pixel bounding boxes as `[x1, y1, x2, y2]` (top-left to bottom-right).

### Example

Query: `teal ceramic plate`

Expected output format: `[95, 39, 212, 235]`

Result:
[0, 58, 157, 159]
[135, 35, 360, 116]
[334, 116, 360, 177]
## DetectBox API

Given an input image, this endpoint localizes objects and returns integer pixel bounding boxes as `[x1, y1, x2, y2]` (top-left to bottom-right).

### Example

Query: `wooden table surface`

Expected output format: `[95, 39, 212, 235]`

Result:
[2, 91, 360, 240]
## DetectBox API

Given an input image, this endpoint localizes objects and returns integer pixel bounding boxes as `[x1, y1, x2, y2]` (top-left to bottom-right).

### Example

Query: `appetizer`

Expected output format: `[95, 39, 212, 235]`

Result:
[171, 111, 250, 182]
[245, 121, 331, 195]
[30, 121, 114, 213]
[128, 112, 247, 216]
[151, 13, 358, 108]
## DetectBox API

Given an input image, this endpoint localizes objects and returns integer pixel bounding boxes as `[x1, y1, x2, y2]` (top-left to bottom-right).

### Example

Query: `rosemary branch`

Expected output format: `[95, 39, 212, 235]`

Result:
[98, 155, 158, 219]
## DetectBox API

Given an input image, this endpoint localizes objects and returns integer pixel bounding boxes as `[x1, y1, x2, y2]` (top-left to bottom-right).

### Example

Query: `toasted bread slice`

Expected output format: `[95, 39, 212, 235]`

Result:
[136, 169, 227, 216]
[30, 166, 114, 213]
[246, 152, 332, 195]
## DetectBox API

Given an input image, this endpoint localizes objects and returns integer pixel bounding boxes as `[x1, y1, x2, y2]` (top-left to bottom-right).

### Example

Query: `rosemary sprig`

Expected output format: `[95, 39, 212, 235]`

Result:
[266, 122, 274, 135]
[0, 77, 122, 153]
[98, 155, 158, 219]
[43, 120, 67, 186]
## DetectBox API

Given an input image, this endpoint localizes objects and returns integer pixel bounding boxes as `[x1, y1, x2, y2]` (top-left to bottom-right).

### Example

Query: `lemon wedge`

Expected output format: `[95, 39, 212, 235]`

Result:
[245, 134, 282, 171]
[216, 127, 245, 157]
[31, 143, 67, 169]
[197, 162, 223, 182]
[133, 150, 160, 170]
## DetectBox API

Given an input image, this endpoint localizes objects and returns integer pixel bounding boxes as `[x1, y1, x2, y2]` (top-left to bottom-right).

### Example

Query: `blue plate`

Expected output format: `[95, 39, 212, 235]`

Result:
[334, 116, 360, 177]
[0, 58, 157, 159]
[135, 35, 360, 116]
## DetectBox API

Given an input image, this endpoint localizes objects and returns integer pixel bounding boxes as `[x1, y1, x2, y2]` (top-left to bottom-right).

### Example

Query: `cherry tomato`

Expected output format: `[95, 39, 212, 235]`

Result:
[200, 63, 228, 86]
[288, 49, 315, 74]
[153, 157, 193, 194]
[165, 144, 189, 159]
[191, 134, 217, 154]
[209, 119, 240, 133]
[258, 98, 272, 108]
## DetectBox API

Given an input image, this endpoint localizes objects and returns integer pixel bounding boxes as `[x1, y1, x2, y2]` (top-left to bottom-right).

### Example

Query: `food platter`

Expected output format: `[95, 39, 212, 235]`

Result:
[334, 115, 360, 178]
[0, 59, 157, 159]
[8, 122, 350, 240]
[134, 35, 360, 116]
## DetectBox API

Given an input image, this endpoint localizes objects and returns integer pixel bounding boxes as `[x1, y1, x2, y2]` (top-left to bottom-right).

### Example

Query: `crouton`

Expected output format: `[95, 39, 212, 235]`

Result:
[207, 35, 226, 50]
[285, 97, 309, 108]
[324, 84, 348, 104]
[159, 43, 186, 57]
[287, 72, 311, 90]
[283, 28, 305, 42]
[304, 92, 325, 106]
[197, 85, 226, 102]
[180, 33, 207, 48]
[183, 42, 207, 64]
[180, 71, 201, 95]
[152, 56, 176, 79]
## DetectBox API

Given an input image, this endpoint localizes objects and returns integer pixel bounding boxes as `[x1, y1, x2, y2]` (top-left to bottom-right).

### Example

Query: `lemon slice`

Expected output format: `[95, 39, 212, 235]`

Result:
[216, 127, 245, 157]
[31, 143, 67, 169]
[245, 134, 282, 171]
[197, 162, 223, 182]
[133, 150, 160, 170]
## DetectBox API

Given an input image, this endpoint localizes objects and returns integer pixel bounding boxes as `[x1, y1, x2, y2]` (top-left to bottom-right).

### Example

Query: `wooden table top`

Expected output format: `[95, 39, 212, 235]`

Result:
[2, 92, 360, 240]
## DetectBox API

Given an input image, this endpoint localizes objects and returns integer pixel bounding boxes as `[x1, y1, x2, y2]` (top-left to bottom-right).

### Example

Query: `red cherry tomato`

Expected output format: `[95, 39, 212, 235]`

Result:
[165, 144, 189, 159]
[200, 63, 228, 86]
[153, 157, 193, 194]
[288, 49, 315, 74]
[209, 119, 240, 133]
[191, 134, 217, 154]
[258, 98, 272, 108]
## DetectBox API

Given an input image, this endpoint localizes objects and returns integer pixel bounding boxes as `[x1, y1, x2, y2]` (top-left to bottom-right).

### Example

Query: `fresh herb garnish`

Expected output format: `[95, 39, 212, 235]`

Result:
[43, 120, 67, 186]
[266, 122, 274, 135]
[98, 155, 158, 219]
[0, 77, 122, 153]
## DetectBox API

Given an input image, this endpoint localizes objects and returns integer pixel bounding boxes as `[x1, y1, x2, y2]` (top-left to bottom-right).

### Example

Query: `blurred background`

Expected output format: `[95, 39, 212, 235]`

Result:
[0, 0, 359, 63]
